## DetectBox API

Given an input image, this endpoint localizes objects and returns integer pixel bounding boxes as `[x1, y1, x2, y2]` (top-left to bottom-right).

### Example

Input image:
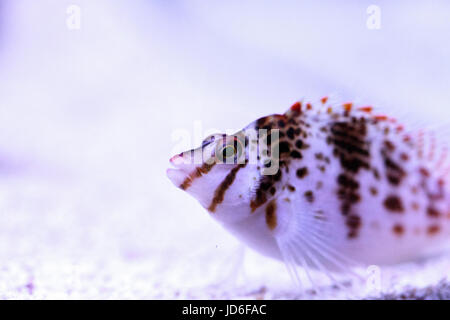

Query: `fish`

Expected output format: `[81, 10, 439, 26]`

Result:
[166, 98, 450, 287]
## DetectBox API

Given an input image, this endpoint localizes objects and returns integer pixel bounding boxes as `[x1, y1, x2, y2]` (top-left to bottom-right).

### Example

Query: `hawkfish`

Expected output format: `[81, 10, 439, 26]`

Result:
[166, 98, 450, 285]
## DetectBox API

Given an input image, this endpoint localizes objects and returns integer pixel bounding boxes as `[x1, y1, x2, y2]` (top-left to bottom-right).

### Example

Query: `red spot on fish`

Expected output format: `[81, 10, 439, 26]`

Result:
[374, 115, 388, 121]
[358, 106, 373, 113]
[306, 103, 312, 110]
[343, 103, 353, 111]
[290, 101, 302, 113]
[321, 96, 328, 104]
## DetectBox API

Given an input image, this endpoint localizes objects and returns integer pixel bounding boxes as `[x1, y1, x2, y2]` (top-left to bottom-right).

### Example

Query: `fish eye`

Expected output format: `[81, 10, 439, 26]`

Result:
[221, 144, 237, 158]
[215, 136, 244, 163]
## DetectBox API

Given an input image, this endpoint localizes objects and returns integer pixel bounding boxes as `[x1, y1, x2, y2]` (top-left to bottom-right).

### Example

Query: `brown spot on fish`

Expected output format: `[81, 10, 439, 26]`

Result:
[286, 127, 296, 139]
[400, 153, 409, 161]
[290, 150, 302, 159]
[304, 190, 314, 203]
[346, 214, 362, 238]
[295, 140, 304, 149]
[373, 168, 381, 180]
[257, 116, 269, 127]
[337, 174, 359, 190]
[265, 201, 277, 230]
[296, 167, 308, 179]
[348, 230, 358, 238]
[279, 141, 290, 154]
[270, 187, 276, 195]
[384, 140, 395, 152]
[383, 155, 406, 186]
[393, 224, 404, 236]
[287, 184, 296, 192]
[381, 140, 406, 186]
[427, 207, 441, 218]
[384, 195, 404, 213]
[346, 214, 361, 230]
[277, 119, 286, 128]
[427, 225, 441, 235]
[315, 153, 324, 160]
[369, 186, 378, 196]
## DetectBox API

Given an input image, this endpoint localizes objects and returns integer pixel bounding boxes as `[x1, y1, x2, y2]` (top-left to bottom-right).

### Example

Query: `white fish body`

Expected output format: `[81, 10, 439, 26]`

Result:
[167, 99, 450, 281]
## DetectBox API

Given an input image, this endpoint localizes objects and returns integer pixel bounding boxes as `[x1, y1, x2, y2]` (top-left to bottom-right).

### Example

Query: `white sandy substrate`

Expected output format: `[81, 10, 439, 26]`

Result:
[0, 172, 450, 300]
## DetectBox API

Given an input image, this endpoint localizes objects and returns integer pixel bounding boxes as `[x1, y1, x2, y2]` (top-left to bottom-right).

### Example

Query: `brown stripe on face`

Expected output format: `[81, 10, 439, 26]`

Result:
[249, 167, 283, 212]
[250, 191, 267, 212]
[179, 162, 216, 190]
[265, 200, 277, 230]
[208, 163, 246, 212]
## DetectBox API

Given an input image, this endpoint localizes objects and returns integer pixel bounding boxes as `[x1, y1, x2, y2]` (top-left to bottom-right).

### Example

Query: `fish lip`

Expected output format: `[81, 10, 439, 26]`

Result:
[168, 153, 197, 172]
[167, 155, 187, 186]
[169, 153, 186, 169]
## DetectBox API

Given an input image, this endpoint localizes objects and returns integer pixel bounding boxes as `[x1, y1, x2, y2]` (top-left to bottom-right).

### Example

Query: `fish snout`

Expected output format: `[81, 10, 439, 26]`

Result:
[167, 152, 199, 188]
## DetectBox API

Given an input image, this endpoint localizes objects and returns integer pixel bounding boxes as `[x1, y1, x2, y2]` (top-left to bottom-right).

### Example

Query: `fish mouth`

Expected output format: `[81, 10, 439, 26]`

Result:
[166, 153, 195, 188]
[168, 153, 194, 170]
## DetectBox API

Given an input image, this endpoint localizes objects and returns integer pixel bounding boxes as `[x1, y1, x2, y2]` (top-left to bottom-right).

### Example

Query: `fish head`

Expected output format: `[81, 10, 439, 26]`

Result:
[167, 121, 283, 224]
